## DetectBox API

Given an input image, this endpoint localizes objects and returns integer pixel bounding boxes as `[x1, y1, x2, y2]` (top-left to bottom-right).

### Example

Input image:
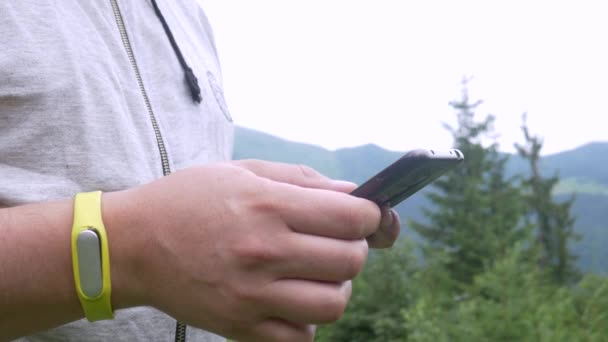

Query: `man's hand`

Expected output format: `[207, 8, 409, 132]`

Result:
[108, 160, 401, 341]
[233, 160, 401, 249]
[0, 160, 400, 341]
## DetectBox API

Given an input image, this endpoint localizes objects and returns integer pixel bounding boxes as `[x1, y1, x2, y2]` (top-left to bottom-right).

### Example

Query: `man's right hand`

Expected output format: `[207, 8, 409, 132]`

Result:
[105, 161, 384, 342]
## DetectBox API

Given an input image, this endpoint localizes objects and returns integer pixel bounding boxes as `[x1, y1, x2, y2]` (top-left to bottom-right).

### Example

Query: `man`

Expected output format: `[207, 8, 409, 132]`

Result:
[0, 1, 400, 341]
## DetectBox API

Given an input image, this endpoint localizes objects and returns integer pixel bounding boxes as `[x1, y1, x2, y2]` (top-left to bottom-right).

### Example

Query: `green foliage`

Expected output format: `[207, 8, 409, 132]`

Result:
[319, 242, 608, 342]
[403, 247, 608, 342]
[573, 274, 608, 338]
[316, 239, 418, 342]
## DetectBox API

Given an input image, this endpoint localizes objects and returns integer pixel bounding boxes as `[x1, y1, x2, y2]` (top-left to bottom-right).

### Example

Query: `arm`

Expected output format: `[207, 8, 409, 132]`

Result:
[0, 161, 400, 342]
[0, 194, 139, 341]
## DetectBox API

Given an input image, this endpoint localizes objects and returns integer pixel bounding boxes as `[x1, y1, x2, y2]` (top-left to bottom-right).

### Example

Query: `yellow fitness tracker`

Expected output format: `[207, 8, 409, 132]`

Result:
[71, 191, 114, 321]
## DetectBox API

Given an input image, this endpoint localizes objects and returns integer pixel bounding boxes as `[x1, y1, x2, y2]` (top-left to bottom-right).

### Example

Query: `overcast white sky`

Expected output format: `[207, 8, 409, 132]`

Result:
[203, 0, 607, 155]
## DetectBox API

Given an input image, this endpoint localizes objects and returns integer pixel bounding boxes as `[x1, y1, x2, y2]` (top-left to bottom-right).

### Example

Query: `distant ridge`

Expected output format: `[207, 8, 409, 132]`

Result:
[235, 126, 608, 186]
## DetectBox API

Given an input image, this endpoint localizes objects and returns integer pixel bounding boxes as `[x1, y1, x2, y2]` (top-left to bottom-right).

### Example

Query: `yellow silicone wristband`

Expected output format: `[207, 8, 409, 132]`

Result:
[71, 191, 114, 321]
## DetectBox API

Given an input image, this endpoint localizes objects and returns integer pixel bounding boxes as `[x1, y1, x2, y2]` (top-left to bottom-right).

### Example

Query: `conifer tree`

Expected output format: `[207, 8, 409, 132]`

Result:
[411, 79, 526, 286]
[515, 114, 579, 284]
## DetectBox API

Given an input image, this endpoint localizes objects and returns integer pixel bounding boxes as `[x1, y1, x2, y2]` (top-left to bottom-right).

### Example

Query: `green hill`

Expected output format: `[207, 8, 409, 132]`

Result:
[233, 126, 341, 177]
[507, 142, 608, 194]
[545, 143, 608, 185]
[233, 126, 608, 273]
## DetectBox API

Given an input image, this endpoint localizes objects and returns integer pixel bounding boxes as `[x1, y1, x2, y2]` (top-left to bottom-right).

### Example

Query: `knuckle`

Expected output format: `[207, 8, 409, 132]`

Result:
[343, 242, 368, 278]
[242, 179, 281, 213]
[297, 164, 323, 179]
[342, 205, 368, 238]
[228, 282, 258, 304]
[250, 194, 284, 220]
[235, 159, 261, 171]
[232, 236, 282, 267]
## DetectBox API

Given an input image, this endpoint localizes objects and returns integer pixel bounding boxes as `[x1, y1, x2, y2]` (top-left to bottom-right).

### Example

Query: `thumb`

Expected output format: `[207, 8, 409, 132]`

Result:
[234, 159, 357, 192]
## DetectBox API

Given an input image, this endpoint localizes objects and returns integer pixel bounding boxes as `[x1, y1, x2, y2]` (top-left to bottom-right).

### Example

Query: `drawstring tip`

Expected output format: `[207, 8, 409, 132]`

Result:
[185, 68, 202, 103]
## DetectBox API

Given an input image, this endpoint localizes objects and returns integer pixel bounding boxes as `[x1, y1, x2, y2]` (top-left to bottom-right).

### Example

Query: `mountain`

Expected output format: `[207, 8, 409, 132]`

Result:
[233, 126, 608, 273]
[507, 142, 608, 194]
[543, 142, 608, 185]
[233, 126, 341, 177]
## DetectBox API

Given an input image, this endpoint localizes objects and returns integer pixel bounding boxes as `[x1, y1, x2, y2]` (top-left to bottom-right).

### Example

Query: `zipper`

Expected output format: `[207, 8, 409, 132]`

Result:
[109, 1, 186, 341]
[109, 0, 171, 177]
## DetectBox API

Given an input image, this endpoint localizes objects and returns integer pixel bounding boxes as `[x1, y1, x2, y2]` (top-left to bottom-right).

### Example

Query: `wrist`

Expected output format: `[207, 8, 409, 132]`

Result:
[101, 190, 149, 310]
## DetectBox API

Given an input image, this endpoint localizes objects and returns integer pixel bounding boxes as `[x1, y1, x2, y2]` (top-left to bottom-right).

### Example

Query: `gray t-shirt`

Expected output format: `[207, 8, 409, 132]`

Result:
[1, 0, 233, 340]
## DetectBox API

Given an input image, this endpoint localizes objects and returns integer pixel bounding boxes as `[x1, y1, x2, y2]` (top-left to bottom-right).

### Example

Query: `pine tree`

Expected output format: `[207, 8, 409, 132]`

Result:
[515, 114, 579, 284]
[411, 78, 527, 287]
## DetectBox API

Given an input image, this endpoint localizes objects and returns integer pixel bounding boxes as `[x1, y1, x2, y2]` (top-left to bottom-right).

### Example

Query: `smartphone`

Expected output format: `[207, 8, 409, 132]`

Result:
[350, 148, 464, 207]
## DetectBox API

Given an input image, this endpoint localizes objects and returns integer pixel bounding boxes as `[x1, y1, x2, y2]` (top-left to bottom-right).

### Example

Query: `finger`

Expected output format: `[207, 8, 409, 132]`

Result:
[259, 279, 352, 325]
[246, 319, 315, 342]
[271, 234, 368, 282]
[235, 159, 356, 192]
[367, 207, 402, 248]
[272, 183, 381, 240]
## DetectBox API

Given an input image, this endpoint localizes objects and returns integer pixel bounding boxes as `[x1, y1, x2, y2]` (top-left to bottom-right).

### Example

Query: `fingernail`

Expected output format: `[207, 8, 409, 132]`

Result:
[333, 180, 357, 187]
[331, 180, 358, 193]
[382, 206, 394, 228]
[389, 209, 397, 227]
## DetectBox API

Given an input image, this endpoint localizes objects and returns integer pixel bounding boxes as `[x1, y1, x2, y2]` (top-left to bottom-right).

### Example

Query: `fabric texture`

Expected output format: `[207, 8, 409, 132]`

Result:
[1, 0, 233, 340]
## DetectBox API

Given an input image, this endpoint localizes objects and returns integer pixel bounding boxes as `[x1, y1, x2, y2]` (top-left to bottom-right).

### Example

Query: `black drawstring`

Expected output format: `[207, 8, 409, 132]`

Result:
[150, 0, 202, 103]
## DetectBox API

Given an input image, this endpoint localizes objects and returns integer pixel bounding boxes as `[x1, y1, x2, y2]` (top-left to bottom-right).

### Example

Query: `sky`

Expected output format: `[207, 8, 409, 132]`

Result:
[202, 0, 607, 155]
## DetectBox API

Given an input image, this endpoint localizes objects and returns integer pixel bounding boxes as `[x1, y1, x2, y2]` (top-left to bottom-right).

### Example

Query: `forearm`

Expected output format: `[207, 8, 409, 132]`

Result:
[0, 192, 141, 340]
